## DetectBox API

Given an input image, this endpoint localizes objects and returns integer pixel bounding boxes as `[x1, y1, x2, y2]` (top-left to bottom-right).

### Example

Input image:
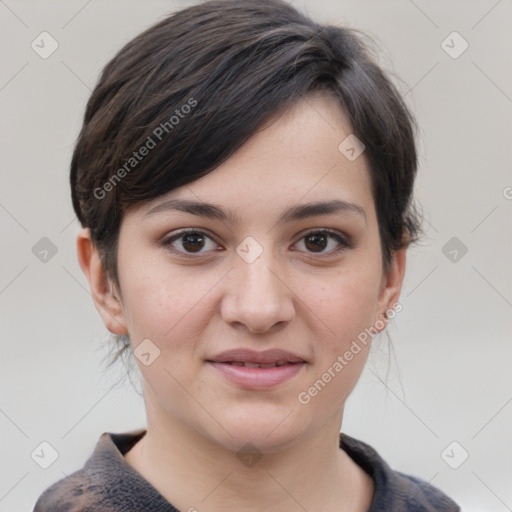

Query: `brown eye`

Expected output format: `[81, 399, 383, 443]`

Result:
[295, 230, 351, 255]
[180, 232, 205, 252]
[304, 232, 328, 252]
[162, 230, 218, 255]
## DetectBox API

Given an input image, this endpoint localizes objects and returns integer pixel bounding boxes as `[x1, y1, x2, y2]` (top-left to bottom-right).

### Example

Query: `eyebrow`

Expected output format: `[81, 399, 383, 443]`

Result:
[144, 198, 367, 225]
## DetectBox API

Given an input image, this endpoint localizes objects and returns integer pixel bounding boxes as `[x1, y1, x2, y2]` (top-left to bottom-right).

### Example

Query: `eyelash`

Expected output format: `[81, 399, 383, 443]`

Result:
[160, 228, 352, 258]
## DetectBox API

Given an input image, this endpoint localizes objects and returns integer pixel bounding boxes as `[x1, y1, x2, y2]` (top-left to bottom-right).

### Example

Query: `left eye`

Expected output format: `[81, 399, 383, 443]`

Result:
[293, 230, 349, 254]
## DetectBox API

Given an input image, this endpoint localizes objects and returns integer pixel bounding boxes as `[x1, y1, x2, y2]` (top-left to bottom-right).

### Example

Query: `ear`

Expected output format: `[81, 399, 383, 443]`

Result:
[373, 247, 407, 333]
[76, 228, 128, 335]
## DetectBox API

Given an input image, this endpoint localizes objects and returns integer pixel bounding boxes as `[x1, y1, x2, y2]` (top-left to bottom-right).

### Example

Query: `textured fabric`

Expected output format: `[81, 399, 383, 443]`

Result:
[33, 429, 460, 511]
[340, 435, 460, 511]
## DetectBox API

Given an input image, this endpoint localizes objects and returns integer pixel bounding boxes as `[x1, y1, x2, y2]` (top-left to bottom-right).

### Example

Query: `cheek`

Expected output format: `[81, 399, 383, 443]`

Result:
[120, 269, 211, 403]
[119, 258, 218, 349]
[297, 274, 379, 413]
[305, 266, 381, 346]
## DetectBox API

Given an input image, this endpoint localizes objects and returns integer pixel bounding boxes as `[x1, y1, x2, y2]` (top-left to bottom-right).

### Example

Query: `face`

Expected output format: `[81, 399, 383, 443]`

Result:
[85, 93, 405, 454]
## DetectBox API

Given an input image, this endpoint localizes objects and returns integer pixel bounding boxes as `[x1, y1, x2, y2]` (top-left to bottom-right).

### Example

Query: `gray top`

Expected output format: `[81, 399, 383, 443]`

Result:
[33, 429, 461, 511]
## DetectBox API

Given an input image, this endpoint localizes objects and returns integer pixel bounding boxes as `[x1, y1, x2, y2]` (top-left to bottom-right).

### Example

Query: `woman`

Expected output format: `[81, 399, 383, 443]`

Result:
[33, 0, 460, 510]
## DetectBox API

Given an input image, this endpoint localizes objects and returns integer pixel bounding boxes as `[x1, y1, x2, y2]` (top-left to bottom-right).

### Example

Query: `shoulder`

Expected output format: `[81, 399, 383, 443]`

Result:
[32, 430, 151, 512]
[384, 470, 461, 512]
[340, 433, 461, 512]
[32, 467, 95, 512]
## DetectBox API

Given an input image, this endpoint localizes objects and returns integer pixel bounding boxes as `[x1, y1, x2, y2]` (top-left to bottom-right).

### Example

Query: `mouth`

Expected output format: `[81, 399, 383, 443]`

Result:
[206, 349, 307, 389]
[217, 360, 297, 368]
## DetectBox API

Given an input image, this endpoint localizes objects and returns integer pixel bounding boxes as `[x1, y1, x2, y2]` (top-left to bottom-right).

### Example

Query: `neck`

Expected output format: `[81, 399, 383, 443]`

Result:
[125, 406, 372, 512]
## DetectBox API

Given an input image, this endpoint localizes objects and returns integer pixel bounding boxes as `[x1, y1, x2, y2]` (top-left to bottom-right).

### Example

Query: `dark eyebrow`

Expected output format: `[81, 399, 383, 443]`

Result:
[144, 198, 367, 225]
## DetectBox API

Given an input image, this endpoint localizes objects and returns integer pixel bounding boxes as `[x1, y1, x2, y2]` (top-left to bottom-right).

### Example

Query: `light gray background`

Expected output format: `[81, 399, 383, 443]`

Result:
[1, 1, 511, 511]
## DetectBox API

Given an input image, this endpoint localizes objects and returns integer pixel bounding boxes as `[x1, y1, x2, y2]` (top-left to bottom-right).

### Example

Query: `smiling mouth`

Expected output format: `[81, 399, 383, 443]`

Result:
[206, 349, 307, 389]
[219, 361, 298, 368]
[208, 360, 305, 389]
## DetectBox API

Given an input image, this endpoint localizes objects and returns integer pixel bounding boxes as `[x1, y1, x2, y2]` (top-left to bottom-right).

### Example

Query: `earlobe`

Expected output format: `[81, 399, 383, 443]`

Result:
[76, 228, 128, 335]
[374, 247, 407, 332]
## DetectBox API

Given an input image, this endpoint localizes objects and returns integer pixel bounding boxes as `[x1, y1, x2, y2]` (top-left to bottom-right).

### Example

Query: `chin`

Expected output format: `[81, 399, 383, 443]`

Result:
[203, 404, 309, 454]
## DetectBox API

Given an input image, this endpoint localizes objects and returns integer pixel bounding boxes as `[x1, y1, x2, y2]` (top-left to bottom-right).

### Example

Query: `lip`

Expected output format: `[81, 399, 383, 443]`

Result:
[207, 348, 307, 390]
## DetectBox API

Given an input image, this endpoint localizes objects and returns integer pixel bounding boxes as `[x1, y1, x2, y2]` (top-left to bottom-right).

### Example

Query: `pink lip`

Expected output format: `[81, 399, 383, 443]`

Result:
[207, 348, 307, 390]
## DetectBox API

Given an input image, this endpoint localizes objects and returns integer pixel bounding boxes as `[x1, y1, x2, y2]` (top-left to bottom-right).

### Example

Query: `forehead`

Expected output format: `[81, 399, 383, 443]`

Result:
[132, 93, 376, 225]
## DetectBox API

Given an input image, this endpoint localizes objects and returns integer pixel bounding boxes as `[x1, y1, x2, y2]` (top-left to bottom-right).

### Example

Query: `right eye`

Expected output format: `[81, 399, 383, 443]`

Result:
[160, 229, 221, 256]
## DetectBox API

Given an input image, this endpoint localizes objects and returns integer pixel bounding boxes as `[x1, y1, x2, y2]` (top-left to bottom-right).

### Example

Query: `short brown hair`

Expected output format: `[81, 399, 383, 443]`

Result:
[70, 0, 422, 367]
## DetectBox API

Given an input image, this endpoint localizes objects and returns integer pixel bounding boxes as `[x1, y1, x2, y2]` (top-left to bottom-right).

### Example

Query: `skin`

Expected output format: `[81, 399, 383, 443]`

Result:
[77, 92, 407, 512]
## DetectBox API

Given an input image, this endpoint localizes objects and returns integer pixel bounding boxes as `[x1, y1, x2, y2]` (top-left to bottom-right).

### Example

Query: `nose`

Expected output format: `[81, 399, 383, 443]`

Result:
[220, 251, 295, 334]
